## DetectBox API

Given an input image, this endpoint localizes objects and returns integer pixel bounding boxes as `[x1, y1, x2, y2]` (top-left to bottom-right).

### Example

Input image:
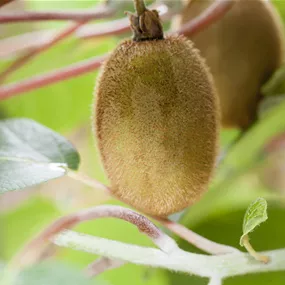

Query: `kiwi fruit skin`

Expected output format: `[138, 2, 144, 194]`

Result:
[175, 0, 284, 129]
[94, 36, 219, 217]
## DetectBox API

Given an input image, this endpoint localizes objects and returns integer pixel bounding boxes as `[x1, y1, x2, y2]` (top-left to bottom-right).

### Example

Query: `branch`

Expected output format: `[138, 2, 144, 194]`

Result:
[53, 230, 285, 279]
[176, 0, 236, 37]
[0, 30, 56, 58]
[0, 5, 114, 23]
[0, 54, 107, 100]
[68, 171, 239, 256]
[0, 21, 89, 83]
[76, 18, 130, 40]
[12, 205, 178, 268]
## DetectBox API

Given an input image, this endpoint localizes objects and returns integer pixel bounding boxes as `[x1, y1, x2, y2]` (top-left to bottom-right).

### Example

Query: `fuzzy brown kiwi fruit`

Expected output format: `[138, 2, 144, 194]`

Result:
[93, 0, 219, 217]
[174, 0, 284, 130]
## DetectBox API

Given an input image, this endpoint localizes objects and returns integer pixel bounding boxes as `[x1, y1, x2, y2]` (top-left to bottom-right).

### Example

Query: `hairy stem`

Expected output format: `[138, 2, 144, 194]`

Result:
[11, 205, 178, 269]
[53, 230, 285, 279]
[242, 235, 269, 263]
[177, 0, 236, 36]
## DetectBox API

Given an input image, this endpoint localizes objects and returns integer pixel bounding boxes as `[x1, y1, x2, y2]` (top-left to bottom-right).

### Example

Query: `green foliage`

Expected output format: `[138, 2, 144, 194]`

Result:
[240, 198, 268, 246]
[0, 118, 79, 193]
[1, 1, 285, 284]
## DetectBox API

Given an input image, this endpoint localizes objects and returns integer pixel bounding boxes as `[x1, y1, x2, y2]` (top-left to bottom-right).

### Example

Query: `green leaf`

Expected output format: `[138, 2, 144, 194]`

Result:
[240, 198, 268, 246]
[0, 118, 80, 194]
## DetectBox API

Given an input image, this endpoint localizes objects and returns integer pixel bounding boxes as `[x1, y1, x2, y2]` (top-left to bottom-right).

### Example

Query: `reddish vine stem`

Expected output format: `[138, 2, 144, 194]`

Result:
[0, 0, 235, 100]
[156, 218, 240, 255]
[176, 0, 236, 36]
[0, 5, 114, 23]
[0, 21, 89, 83]
[0, 30, 56, 58]
[11, 205, 176, 268]
[0, 4, 168, 57]
[0, 54, 107, 100]
[76, 18, 130, 40]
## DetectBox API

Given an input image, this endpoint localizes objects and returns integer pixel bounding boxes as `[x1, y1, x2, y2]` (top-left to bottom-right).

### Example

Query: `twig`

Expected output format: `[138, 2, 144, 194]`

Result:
[68, 171, 110, 194]
[0, 1, 235, 99]
[0, 30, 56, 58]
[242, 235, 269, 264]
[0, 21, 88, 83]
[86, 257, 125, 277]
[53, 230, 285, 279]
[68, 171, 239, 255]
[157, 217, 240, 255]
[11, 205, 178, 269]
[0, 5, 114, 23]
[0, 54, 107, 100]
[76, 18, 130, 40]
[176, 0, 236, 36]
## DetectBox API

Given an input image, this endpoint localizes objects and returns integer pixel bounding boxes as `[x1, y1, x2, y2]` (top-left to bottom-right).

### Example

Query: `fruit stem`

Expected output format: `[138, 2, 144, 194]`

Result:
[127, 0, 164, 41]
[133, 0, 146, 16]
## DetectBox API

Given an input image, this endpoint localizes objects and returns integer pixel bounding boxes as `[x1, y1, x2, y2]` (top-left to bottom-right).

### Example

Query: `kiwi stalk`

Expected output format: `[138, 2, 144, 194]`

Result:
[94, 0, 219, 217]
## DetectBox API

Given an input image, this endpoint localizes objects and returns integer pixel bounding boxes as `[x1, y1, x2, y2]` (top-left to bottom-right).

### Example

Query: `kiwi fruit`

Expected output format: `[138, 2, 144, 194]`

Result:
[174, 0, 284, 129]
[94, 0, 219, 217]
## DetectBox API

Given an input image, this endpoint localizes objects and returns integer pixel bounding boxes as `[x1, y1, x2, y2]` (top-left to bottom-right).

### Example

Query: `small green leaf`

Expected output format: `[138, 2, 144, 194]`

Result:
[0, 118, 80, 194]
[240, 198, 268, 246]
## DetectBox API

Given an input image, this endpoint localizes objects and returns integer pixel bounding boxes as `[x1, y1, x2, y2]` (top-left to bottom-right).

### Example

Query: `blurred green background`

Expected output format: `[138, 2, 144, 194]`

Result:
[1, 0, 285, 284]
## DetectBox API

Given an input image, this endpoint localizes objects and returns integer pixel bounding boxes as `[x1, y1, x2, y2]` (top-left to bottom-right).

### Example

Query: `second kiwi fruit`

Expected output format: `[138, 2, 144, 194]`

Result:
[174, 0, 284, 130]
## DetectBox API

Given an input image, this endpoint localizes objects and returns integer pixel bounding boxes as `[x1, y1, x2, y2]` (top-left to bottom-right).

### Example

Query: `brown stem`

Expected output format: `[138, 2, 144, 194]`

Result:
[12, 205, 175, 269]
[0, 5, 114, 23]
[133, 0, 146, 16]
[78, 3, 171, 40]
[0, 54, 107, 100]
[0, 21, 88, 83]
[176, 0, 236, 37]
[85, 257, 125, 277]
